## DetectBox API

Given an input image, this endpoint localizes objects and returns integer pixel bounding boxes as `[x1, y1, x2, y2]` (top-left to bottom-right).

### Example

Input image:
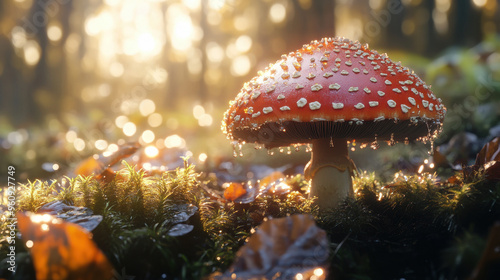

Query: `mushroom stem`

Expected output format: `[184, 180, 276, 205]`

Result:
[305, 138, 355, 210]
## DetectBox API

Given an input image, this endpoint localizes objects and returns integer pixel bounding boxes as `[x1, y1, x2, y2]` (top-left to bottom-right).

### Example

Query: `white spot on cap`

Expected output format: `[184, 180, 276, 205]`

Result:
[280, 106, 290, 111]
[296, 84, 304, 89]
[329, 83, 341, 90]
[266, 85, 276, 93]
[277, 94, 285, 100]
[393, 88, 401, 93]
[377, 91, 386, 96]
[311, 84, 323, 91]
[429, 103, 434, 111]
[323, 72, 333, 78]
[332, 102, 344, 109]
[234, 115, 241, 121]
[401, 104, 411, 113]
[374, 116, 385, 122]
[385, 80, 392, 85]
[263, 107, 273, 114]
[352, 68, 360, 73]
[364, 87, 371, 94]
[370, 77, 377, 83]
[369, 101, 379, 107]
[292, 72, 301, 78]
[309, 101, 321, 110]
[348, 87, 359, 92]
[387, 100, 397, 108]
[422, 100, 429, 108]
[307, 73, 316, 79]
[252, 111, 261, 118]
[341, 70, 349, 75]
[297, 98, 307, 108]
[251, 91, 261, 100]
[408, 97, 416, 105]
[354, 103, 365, 109]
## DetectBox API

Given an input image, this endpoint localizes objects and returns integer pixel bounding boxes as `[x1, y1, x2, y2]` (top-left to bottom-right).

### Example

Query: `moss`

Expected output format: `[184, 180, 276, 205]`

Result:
[3, 160, 500, 279]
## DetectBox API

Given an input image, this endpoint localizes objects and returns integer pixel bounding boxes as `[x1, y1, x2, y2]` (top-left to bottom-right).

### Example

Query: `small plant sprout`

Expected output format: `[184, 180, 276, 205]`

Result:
[222, 37, 446, 210]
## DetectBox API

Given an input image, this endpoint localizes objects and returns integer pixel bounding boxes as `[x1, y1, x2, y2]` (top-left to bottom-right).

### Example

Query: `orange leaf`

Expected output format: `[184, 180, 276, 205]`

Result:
[223, 182, 247, 201]
[73, 142, 140, 179]
[74, 157, 104, 177]
[259, 171, 285, 188]
[17, 212, 114, 280]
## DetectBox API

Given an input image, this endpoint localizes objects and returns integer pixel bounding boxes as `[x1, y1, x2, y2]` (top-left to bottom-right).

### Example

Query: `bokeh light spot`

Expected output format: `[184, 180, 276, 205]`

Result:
[230, 55, 251, 76]
[74, 138, 86, 151]
[164, 134, 185, 149]
[141, 130, 155, 143]
[269, 3, 286, 23]
[144, 145, 159, 158]
[95, 139, 108, 150]
[139, 99, 156, 116]
[148, 113, 163, 127]
[123, 122, 137, 136]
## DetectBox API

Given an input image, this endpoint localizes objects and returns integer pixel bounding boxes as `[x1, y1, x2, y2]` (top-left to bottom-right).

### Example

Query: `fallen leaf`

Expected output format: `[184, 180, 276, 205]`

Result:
[223, 182, 248, 202]
[258, 171, 285, 188]
[38, 201, 103, 231]
[483, 161, 500, 182]
[167, 224, 194, 237]
[72, 142, 140, 181]
[211, 214, 329, 280]
[166, 204, 198, 224]
[74, 157, 104, 177]
[17, 212, 114, 280]
[475, 137, 500, 166]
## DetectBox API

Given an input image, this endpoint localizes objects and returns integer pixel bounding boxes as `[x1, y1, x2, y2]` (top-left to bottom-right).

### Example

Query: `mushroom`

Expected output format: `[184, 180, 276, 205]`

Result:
[222, 37, 446, 210]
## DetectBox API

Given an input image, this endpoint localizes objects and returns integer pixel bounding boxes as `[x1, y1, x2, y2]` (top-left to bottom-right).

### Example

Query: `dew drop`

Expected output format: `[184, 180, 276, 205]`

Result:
[287, 146, 292, 155]
[279, 147, 284, 153]
[238, 142, 244, 157]
[404, 137, 409, 145]
[370, 136, 379, 150]
[294, 144, 300, 152]
[267, 149, 274, 156]
[305, 144, 312, 153]
[232, 141, 238, 158]
[329, 137, 334, 148]
[279, 126, 286, 132]
[388, 133, 396, 146]
[351, 147, 356, 152]
[428, 139, 435, 156]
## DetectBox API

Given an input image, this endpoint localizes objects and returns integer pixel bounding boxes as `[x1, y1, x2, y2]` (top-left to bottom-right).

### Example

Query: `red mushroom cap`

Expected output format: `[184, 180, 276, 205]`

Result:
[222, 37, 446, 148]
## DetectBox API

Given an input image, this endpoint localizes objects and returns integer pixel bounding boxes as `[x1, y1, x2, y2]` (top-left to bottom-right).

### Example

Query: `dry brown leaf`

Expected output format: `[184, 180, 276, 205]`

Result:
[211, 214, 329, 280]
[17, 212, 114, 280]
[475, 137, 500, 166]
[73, 142, 140, 181]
